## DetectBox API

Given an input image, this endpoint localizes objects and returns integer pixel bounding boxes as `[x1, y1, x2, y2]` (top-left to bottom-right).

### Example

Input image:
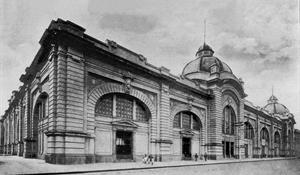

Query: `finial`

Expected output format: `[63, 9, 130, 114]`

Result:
[272, 85, 274, 96]
[204, 19, 206, 44]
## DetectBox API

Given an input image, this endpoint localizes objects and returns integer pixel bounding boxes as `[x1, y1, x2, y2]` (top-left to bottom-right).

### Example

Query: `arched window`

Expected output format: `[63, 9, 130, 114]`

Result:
[244, 122, 254, 139]
[274, 132, 280, 144]
[288, 130, 292, 147]
[260, 128, 269, 144]
[222, 106, 236, 135]
[95, 94, 113, 117]
[95, 93, 149, 123]
[173, 111, 201, 130]
[34, 93, 49, 121]
[173, 113, 180, 128]
[192, 115, 201, 130]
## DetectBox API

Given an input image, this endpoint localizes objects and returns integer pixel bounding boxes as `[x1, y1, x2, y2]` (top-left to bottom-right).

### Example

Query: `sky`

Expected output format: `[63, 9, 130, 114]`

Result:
[0, 0, 299, 128]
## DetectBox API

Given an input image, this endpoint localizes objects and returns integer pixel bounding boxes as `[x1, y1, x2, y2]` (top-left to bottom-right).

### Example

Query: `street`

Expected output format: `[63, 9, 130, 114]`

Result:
[84, 159, 300, 175]
[0, 156, 299, 175]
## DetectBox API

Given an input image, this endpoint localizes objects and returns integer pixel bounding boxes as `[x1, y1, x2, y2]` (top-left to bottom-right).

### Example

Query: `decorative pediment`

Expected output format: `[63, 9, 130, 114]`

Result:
[180, 129, 194, 138]
[111, 119, 139, 130]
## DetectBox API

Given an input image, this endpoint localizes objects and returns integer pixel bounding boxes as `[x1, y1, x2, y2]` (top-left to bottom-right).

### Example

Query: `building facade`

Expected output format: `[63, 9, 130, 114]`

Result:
[295, 129, 300, 157]
[0, 19, 297, 164]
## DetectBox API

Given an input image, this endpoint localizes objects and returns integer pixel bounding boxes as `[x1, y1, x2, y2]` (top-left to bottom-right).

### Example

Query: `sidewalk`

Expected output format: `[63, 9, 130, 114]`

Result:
[0, 156, 297, 175]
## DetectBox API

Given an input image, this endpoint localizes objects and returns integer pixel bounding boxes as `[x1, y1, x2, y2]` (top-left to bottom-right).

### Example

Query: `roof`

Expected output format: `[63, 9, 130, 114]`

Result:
[263, 95, 290, 115]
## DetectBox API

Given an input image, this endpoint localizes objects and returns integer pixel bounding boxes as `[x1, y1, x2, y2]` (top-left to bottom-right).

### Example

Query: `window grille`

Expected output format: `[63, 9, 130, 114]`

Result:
[95, 95, 113, 117]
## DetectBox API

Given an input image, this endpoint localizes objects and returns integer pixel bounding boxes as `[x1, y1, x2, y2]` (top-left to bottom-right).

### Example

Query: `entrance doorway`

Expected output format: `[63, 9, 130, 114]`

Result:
[223, 141, 235, 158]
[182, 137, 191, 160]
[116, 131, 133, 160]
[261, 146, 266, 158]
[275, 147, 279, 157]
[245, 144, 248, 158]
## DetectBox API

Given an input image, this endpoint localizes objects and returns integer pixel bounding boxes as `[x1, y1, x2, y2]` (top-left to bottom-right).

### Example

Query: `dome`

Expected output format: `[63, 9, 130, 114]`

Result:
[196, 42, 214, 54]
[263, 95, 289, 115]
[182, 43, 233, 76]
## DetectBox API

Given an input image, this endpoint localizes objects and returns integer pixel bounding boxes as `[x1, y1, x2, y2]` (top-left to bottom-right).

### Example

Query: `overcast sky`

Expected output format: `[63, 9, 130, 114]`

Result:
[0, 0, 299, 128]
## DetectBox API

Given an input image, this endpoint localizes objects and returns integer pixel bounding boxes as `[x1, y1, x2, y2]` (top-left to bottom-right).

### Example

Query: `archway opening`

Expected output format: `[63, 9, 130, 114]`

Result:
[244, 122, 254, 158]
[222, 105, 236, 159]
[222, 106, 236, 135]
[173, 111, 202, 160]
[32, 93, 48, 158]
[274, 131, 280, 157]
[94, 93, 151, 161]
[260, 127, 269, 158]
[287, 129, 292, 156]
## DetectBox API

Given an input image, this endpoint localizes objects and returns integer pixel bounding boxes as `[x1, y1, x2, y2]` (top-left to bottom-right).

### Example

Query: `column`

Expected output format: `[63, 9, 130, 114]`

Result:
[23, 87, 32, 158]
[207, 87, 223, 160]
[159, 83, 172, 161]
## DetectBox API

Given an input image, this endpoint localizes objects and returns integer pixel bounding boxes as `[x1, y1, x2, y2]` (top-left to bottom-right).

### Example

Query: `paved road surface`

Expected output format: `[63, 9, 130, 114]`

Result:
[0, 156, 299, 175]
[84, 159, 300, 175]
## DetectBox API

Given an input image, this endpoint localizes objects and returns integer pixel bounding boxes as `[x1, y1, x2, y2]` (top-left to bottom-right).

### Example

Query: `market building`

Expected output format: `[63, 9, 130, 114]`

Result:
[0, 19, 297, 164]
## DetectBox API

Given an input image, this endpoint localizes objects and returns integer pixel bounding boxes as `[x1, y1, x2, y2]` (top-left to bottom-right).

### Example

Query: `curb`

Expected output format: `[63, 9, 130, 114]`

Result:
[22, 157, 298, 175]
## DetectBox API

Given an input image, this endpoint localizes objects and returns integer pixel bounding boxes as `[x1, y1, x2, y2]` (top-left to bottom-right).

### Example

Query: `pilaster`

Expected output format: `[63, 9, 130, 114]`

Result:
[207, 87, 223, 159]
[45, 44, 91, 164]
[237, 99, 245, 159]
[23, 86, 33, 158]
[158, 83, 172, 159]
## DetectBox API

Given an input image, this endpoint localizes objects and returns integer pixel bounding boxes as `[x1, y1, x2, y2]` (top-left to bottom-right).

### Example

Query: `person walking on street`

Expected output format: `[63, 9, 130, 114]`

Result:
[149, 154, 154, 165]
[142, 154, 148, 164]
[194, 153, 198, 161]
[204, 152, 208, 161]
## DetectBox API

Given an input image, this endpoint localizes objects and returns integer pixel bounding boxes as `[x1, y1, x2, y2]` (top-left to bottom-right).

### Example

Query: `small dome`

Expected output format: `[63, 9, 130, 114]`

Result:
[182, 57, 234, 75]
[182, 43, 233, 76]
[264, 95, 289, 115]
[196, 42, 214, 55]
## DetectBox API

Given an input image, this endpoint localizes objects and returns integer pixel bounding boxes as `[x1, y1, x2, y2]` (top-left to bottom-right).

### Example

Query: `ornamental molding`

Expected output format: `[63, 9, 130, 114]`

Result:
[121, 71, 135, 94]
[111, 119, 139, 131]
[180, 129, 194, 138]
[187, 95, 194, 111]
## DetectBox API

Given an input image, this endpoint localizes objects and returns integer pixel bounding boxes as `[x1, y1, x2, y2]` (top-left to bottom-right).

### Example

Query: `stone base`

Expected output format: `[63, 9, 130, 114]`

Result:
[207, 154, 223, 160]
[235, 155, 245, 159]
[95, 155, 113, 163]
[253, 154, 261, 158]
[45, 154, 95, 164]
[23, 152, 37, 158]
[160, 154, 181, 161]
[93, 154, 180, 163]
[12, 144, 18, 155]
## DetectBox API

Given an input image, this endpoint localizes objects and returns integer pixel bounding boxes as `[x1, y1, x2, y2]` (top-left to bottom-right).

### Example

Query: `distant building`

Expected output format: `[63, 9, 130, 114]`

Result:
[0, 19, 297, 164]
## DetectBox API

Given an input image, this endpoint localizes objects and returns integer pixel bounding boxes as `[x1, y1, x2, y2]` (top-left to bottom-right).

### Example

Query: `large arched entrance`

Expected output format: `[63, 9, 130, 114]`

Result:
[32, 93, 48, 158]
[274, 131, 281, 157]
[94, 93, 151, 161]
[222, 105, 236, 158]
[244, 122, 254, 158]
[260, 127, 270, 158]
[173, 111, 202, 160]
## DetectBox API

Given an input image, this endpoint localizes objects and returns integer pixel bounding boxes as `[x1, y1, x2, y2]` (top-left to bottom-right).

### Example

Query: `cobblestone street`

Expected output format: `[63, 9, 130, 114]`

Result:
[0, 156, 299, 175]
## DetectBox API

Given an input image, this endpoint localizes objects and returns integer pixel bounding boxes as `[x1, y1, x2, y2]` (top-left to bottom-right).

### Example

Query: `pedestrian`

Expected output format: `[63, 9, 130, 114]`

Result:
[194, 153, 198, 161]
[146, 154, 150, 164]
[204, 152, 208, 161]
[149, 154, 154, 165]
[142, 154, 148, 164]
